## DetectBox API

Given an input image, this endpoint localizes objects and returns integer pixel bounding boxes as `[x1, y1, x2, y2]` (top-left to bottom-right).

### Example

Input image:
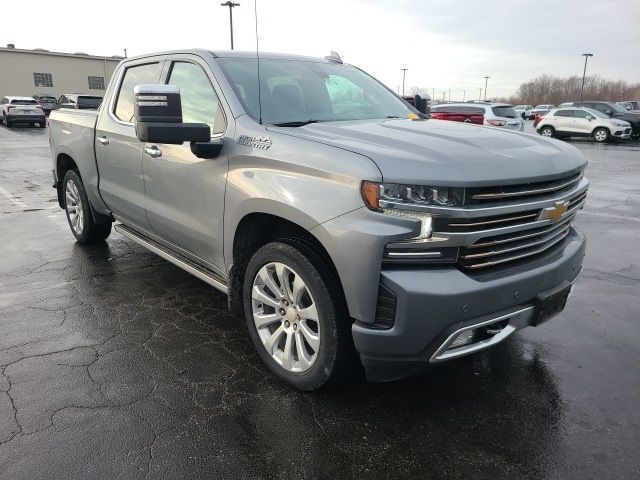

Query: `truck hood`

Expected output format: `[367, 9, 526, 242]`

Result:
[271, 118, 586, 186]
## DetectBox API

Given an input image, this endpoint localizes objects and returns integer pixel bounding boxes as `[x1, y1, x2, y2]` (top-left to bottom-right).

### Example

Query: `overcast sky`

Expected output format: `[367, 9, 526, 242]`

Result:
[2, 0, 639, 99]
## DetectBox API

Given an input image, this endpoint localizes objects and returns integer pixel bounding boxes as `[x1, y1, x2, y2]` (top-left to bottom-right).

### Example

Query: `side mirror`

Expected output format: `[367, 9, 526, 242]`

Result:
[587, 116, 593, 121]
[133, 84, 210, 145]
[605, 110, 613, 116]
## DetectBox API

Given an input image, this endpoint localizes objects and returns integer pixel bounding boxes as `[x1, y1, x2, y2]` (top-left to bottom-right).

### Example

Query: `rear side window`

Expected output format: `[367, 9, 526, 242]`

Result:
[77, 96, 103, 109]
[459, 106, 484, 114]
[167, 61, 225, 135]
[11, 99, 38, 105]
[114, 62, 162, 122]
[492, 106, 516, 118]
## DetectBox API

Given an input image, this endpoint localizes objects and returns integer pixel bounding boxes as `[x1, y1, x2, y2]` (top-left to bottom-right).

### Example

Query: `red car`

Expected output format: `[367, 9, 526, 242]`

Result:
[533, 111, 547, 127]
[429, 104, 484, 125]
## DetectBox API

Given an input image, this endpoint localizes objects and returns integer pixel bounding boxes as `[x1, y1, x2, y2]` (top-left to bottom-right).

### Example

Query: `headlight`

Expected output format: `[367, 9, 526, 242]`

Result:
[362, 181, 463, 240]
[611, 121, 628, 127]
[362, 181, 464, 210]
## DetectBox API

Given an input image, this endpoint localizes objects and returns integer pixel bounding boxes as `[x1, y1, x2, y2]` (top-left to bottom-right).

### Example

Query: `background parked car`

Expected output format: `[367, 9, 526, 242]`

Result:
[430, 102, 524, 130]
[536, 107, 631, 143]
[514, 104, 534, 119]
[572, 101, 640, 137]
[0, 96, 46, 128]
[616, 101, 639, 111]
[531, 104, 555, 116]
[32, 94, 58, 114]
[57, 94, 103, 110]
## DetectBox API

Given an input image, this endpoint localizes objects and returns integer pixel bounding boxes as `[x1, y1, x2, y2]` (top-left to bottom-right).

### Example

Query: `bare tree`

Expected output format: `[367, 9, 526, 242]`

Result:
[506, 74, 640, 106]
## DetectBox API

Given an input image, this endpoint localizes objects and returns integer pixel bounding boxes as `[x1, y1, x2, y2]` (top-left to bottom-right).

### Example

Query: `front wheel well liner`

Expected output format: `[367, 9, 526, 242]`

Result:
[228, 213, 348, 321]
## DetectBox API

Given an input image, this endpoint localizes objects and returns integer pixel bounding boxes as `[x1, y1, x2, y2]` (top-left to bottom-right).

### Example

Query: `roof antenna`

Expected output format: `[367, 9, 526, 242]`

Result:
[254, 0, 262, 124]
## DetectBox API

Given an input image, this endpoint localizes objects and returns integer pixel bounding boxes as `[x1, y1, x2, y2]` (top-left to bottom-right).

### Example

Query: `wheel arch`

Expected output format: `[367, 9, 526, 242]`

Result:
[55, 153, 79, 208]
[227, 211, 348, 321]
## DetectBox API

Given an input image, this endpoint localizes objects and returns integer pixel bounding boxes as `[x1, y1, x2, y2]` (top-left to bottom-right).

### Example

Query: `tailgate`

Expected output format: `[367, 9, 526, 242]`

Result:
[8, 103, 43, 115]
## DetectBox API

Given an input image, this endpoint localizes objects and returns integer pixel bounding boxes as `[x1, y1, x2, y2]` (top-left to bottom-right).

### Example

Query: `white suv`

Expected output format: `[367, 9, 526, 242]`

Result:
[0, 96, 46, 128]
[514, 105, 534, 119]
[536, 107, 631, 143]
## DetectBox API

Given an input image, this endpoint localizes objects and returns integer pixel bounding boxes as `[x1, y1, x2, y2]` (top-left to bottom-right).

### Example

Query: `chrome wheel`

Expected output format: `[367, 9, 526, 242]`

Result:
[65, 179, 84, 235]
[252, 262, 320, 373]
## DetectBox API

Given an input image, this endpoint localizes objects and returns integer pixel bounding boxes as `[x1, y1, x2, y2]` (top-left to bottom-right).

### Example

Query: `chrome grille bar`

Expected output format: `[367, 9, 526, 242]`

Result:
[469, 173, 582, 201]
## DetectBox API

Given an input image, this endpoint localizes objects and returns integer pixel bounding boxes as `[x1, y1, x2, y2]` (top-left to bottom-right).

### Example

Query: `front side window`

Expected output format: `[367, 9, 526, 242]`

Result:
[167, 62, 225, 135]
[217, 58, 416, 124]
[114, 62, 162, 122]
[33, 72, 53, 88]
[573, 110, 589, 118]
[554, 110, 573, 117]
[88, 76, 105, 90]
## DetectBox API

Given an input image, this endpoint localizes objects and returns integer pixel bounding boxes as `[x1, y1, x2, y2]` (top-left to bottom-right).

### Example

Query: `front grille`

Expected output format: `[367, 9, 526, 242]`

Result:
[466, 171, 583, 205]
[458, 191, 586, 270]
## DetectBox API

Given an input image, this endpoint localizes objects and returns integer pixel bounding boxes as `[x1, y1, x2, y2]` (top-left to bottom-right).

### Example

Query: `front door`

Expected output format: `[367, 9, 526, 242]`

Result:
[142, 57, 230, 275]
[95, 59, 165, 230]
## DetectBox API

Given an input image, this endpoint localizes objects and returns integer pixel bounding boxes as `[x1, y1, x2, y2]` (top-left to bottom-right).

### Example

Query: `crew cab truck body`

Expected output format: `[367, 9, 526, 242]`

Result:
[49, 49, 588, 389]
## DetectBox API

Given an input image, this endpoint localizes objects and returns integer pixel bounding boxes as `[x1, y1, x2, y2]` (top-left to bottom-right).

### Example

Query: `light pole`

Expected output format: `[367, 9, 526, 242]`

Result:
[580, 53, 594, 101]
[401, 68, 408, 96]
[479, 88, 482, 101]
[221, 2, 240, 50]
[483, 76, 490, 101]
[462, 89, 465, 102]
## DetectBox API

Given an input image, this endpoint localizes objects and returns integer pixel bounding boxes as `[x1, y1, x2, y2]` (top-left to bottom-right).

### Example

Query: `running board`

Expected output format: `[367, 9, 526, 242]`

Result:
[114, 223, 228, 294]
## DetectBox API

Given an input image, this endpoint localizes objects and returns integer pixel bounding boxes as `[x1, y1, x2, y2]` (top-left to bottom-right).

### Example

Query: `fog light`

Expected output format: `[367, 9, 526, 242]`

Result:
[448, 329, 475, 349]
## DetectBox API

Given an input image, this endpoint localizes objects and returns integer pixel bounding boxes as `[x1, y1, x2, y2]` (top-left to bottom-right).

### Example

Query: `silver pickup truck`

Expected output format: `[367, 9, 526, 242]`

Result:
[49, 49, 588, 389]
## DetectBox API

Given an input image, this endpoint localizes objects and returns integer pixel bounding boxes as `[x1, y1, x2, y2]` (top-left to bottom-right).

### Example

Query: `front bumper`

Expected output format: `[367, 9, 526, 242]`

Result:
[353, 227, 586, 382]
[612, 127, 632, 139]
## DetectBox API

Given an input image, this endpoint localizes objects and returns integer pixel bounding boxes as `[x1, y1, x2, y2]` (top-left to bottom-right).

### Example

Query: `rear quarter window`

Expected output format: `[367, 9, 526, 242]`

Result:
[491, 106, 516, 118]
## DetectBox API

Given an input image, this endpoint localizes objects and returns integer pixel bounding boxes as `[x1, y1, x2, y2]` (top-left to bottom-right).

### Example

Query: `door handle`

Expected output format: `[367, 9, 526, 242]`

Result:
[144, 146, 162, 158]
[97, 136, 109, 145]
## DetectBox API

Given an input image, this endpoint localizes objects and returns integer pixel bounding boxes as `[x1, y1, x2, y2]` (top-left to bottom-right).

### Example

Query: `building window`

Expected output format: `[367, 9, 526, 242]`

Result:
[33, 73, 53, 88]
[88, 76, 105, 90]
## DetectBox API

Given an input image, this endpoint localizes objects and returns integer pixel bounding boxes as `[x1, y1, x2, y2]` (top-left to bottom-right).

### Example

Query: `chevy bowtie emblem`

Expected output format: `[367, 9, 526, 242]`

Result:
[538, 200, 569, 222]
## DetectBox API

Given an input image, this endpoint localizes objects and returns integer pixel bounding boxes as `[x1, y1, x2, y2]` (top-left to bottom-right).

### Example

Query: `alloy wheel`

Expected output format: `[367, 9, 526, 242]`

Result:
[252, 262, 320, 373]
[65, 179, 84, 235]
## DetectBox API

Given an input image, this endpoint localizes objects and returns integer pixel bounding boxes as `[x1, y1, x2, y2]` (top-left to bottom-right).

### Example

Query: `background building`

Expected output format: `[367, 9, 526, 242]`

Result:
[0, 45, 123, 98]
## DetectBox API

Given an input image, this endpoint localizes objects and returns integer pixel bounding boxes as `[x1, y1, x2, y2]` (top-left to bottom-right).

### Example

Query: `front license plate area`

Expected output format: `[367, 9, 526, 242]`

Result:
[532, 282, 571, 326]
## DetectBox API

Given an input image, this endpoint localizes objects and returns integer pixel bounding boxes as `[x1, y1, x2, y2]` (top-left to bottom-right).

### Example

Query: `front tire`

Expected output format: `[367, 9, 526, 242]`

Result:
[62, 170, 112, 243]
[593, 128, 609, 143]
[243, 239, 353, 390]
[540, 126, 555, 138]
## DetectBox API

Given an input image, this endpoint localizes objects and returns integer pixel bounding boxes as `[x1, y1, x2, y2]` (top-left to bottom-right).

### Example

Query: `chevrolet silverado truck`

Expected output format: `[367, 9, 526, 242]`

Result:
[49, 49, 588, 390]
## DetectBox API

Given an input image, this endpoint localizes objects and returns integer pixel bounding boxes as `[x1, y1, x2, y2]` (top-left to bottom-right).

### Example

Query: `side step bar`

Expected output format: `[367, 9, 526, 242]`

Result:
[114, 223, 228, 294]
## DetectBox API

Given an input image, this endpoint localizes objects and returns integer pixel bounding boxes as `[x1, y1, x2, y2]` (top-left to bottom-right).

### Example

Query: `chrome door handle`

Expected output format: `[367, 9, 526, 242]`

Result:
[144, 146, 162, 158]
[97, 136, 109, 145]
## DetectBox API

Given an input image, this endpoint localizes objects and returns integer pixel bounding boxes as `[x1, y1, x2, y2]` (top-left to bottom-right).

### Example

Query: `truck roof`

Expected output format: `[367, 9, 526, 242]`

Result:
[124, 49, 335, 64]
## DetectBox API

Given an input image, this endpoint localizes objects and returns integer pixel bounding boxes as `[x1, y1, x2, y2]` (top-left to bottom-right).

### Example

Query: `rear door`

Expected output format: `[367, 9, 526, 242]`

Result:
[142, 55, 230, 273]
[95, 58, 166, 230]
[552, 110, 573, 132]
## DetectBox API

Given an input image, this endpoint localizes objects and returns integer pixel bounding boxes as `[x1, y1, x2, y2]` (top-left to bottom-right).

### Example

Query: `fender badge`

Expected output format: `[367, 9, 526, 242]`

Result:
[538, 200, 569, 223]
[238, 135, 272, 150]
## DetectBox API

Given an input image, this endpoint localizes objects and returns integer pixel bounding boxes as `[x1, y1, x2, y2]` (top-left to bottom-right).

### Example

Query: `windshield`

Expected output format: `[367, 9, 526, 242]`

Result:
[610, 103, 628, 114]
[514, 105, 526, 109]
[40, 97, 57, 103]
[583, 108, 609, 119]
[217, 58, 416, 124]
[492, 106, 517, 118]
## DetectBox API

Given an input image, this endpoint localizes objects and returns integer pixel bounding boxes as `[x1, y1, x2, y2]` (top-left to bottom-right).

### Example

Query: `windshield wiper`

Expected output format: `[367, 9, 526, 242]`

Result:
[272, 120, 323, 127]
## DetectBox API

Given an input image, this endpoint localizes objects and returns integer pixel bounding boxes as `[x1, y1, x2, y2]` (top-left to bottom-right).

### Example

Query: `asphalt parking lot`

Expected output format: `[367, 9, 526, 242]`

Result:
[0, 121, 638, 480]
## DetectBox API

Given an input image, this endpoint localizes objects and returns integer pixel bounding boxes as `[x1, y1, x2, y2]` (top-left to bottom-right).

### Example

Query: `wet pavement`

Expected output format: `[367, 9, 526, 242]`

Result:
[0, 122, 638, 479]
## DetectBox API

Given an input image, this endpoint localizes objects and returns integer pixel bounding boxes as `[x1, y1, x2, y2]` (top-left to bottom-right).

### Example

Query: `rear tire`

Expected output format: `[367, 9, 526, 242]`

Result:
[38, 122, 46, 128]
[540, 126, 555, 138]
[593, 128, 609, 143]
[243, 239, 353, 390]
[62, 170, 112, 243]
